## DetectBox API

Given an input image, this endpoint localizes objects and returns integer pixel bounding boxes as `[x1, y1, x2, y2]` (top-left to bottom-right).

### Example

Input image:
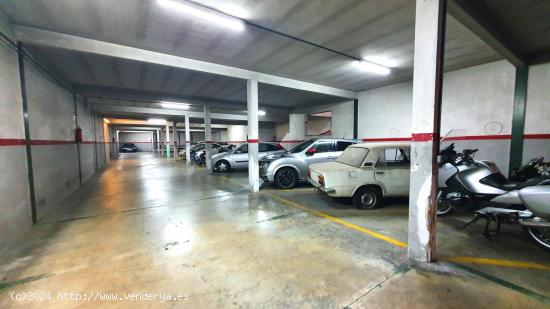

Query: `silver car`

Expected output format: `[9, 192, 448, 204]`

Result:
[211, 142, 286, 172]
[260, 138, 358, 189]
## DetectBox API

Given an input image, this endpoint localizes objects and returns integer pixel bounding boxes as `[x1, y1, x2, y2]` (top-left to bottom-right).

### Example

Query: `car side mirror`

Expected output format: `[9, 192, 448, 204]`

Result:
[306, 148, 317, 156]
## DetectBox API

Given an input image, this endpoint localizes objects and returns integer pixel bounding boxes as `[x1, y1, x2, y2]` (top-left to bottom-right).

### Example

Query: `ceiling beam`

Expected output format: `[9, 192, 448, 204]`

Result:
[14, 25, 357, 99]
[92, 105, 285, 123]
[447, 0, 526, 67]
[75, 84, 290, 111]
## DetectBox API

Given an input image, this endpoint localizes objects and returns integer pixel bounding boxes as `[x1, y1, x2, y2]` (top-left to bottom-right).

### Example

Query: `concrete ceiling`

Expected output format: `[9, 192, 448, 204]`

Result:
[24, 45, 347, 109]
[481, 0, 550, 59]
[1, 0, 502, 94]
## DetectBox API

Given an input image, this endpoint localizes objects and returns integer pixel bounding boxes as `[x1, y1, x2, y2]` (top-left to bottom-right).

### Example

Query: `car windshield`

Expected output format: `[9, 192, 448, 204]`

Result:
[337, 147, 369, 167]
[289, 140, 315, 153]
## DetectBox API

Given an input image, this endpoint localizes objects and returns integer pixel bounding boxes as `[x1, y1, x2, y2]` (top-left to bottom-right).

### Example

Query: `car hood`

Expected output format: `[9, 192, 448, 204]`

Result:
[211, 152, 228, 160]
[309, 161, 358, 173]
[262, 151, 296, 162]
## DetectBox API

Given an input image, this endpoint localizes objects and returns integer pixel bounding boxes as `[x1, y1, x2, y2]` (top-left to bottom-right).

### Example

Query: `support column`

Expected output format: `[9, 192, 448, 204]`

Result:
[204, 105, 212, 170]
[156, 129, 160, 154]
[407, 0, 446, 263]
[353, 99, 359, 140]
[185, 115, 191, 164]
[72, 93, 82, 185]
[115, 130, 120, 157]
[247, 79, 260, 192]
[17, 42, 37, 225]
[151, 131, 154, 154]
[509, 67, 529, 175]
[173, 121, 177, 159]
[165, 122, 170, 158]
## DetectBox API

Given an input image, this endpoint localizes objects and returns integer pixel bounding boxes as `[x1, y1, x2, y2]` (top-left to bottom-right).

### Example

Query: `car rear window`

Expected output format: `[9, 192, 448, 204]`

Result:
[336, 141, 354, 151]
[337, 147, 369, 167]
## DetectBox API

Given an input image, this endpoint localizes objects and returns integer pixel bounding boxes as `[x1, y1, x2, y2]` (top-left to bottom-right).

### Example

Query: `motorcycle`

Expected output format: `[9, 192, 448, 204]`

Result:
[509, 156, 550, 182]
[464, 186, 550, 252]
[436, 143, 550, 216]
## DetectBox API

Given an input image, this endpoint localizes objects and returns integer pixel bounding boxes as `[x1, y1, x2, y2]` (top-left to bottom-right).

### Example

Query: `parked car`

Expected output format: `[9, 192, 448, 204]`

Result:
[120, 143, 138, 152]
[211, 142, 286, 172]
[308, 142, 411, 210]
[260, 138, 358, 189]
[190, 142, 222, 163]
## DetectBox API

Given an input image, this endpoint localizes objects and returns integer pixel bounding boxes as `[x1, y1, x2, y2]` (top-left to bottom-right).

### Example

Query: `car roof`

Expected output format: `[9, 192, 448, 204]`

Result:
[312, 138, 358, 142]
[349, 141, 411, 149]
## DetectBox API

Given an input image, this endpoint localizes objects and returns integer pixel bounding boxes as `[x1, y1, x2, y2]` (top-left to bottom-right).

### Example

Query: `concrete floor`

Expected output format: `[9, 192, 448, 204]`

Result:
[1, 153, 549, 308]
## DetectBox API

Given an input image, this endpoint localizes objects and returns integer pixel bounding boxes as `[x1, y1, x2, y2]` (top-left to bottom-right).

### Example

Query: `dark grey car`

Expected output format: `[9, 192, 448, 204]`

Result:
[260, 138, 358, 189]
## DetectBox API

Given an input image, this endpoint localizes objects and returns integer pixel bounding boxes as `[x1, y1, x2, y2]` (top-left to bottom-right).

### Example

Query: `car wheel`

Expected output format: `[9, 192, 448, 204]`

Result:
[353, 186, 383, 210]
[275, 167, 298, 189]
[215, 160, 231, 173]
[437, 189, 455, 216]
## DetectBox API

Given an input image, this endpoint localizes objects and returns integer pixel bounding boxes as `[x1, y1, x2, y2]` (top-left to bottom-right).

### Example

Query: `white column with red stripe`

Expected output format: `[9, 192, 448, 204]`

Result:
[165, 122, 170, 158]
[407, 0, 446, 263]
[204, 105, 212, 171]
[172, 121, 177, 159]
[247, 79, 260, 192]
[185, 114, 191, 164]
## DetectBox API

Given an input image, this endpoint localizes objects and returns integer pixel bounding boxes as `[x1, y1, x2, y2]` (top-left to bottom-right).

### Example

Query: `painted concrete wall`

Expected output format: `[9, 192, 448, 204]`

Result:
[292, 101, 355, 139]
[358, 60, 517, 174]
[0, 11, 31, 252]
[0, 14, 105, 249]
[223, 125, 276, 143]
[524, 62, 550, 161]
[306, 116, 331, 137]
[119, 132, 154, 152]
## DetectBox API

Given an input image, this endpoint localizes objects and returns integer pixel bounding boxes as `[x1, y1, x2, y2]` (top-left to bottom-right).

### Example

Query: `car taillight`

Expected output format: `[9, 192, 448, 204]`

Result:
[277, 143, 284, 150]
[318, 175, 325, 186]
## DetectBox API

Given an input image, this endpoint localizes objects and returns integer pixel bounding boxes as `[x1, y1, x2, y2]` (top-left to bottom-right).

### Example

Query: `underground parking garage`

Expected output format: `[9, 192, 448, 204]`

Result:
[1, 0, 550, 307]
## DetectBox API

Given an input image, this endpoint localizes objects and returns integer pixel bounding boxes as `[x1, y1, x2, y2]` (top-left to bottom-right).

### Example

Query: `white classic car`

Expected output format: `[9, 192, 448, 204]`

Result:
[308, 142, 411, 209]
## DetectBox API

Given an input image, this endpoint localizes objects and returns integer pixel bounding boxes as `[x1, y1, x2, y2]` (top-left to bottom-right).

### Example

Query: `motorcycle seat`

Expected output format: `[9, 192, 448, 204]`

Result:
[500, 177, 550, 191]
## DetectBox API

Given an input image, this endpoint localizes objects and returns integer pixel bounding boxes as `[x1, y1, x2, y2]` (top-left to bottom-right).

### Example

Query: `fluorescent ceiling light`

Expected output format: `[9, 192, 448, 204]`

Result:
[217, 3, 250, 19]
[161, 102, 190, 110]
[244, 110, 266, 116]
[158, 0, 245, 32]
[354, 60, 391, 75]
[148, 118, 167, 125]
[362, 56, 399, 68]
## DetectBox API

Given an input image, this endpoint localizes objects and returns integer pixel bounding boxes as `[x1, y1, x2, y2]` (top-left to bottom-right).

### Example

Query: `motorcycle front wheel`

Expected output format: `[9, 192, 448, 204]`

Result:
[523, 227, 550, 252]
[437, 189, 455, 216]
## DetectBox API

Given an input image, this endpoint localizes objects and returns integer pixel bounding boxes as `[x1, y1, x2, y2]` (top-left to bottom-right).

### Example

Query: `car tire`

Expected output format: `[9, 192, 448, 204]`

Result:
[275, 167, 299, 189]
[353, 186, 383, 210]
[215, 160, 231, 173]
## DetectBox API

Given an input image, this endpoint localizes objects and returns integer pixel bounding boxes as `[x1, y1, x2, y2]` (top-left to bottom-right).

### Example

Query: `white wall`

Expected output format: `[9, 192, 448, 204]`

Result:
[524, 62, 550, 161]
[358, 60, 517, 174]
[119, 132, 153, 152]
[0, 13, 107, 250]
[292, 101, 355, 139]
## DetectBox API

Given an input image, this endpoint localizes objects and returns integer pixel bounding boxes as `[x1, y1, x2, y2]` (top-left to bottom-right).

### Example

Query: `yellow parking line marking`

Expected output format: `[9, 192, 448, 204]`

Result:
[223, 176, 549, 271]
[268, 194, 408, 248]
[279, 188, 315, 192]
[441, 256, 550, 271]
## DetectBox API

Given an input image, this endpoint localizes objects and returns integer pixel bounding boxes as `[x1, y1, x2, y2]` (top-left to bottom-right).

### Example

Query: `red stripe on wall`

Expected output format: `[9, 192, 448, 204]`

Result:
[30, 140, 75, 145]
[0, 138, 26, 146]
[445, 134, 511, 141]
[362, 137, 411, 142]
[411, 133, 437, 142]
[362, 134, 517, 142]
[524, 134, 550, 139]
[247, 139, 259, 143]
